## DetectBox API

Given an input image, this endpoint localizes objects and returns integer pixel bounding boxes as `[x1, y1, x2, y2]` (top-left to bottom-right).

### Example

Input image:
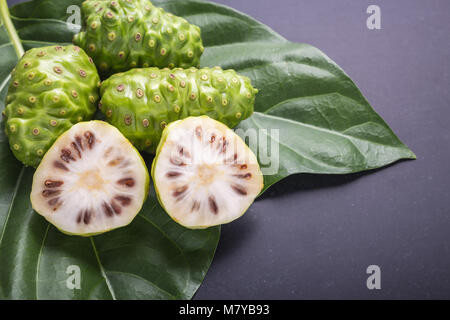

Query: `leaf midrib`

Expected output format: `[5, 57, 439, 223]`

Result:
[35, 224, 49, 300]
[0, 166, 24, 248]
[90, 237, 117, 300]
[250, 116, 357, 170]
[254, 111, 414, 153]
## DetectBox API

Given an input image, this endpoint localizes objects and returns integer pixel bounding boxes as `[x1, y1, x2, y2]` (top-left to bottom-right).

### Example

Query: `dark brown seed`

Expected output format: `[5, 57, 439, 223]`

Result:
[102, 202, 114, 217]
[84, 131, 95, 149]
[71, 141, 82, 158]
[75, 135, 83, 151]
[83, 210, 91, 224]
[115, 195, 131, 206]
[231, 184, 247, 196]
[191, 201, 200, 212]
[61, 148, 75, 163]
[209, 196, 218, 214]
[117, 178, 135, 187]
[44, 180, 63, 188]
[76, 212, 82, 223]
[234, 173, 252, 179]
[210, 134, 216, 143]
[166, 171, 182, 178]
[54, 161, 69, 171]
[111, 200, 122, 215]
[173, 185, 188, 197]
[42, 189, 61, 197]
[240, 164, 247, 170]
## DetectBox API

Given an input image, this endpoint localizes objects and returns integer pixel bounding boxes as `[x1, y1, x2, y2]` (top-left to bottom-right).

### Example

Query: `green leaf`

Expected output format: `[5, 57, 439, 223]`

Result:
[200, 41, 415, 189]
[160, 1, 414, 190]
[0, 0, 220, 300]
[0, 168, 219, 299]
[0, 0, 415, 299]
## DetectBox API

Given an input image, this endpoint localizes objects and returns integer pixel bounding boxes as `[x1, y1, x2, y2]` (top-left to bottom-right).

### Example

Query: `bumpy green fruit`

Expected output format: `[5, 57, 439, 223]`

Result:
[73, 0, 204, 77]
[99, 67, 258, 153]
[3, 45, 100, 168]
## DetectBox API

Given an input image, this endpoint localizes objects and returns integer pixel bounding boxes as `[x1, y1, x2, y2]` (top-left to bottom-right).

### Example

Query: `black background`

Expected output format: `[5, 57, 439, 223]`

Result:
[6, 0, 450, 299]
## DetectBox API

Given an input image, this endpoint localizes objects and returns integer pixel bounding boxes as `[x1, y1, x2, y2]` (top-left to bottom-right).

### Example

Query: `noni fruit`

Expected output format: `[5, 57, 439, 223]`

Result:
[3, 45, 100, 168]
[31, 121, 149, 236]
[99, 67, 258, 153]
[152, 116, 263, 229]
[73, 0, 204, 77]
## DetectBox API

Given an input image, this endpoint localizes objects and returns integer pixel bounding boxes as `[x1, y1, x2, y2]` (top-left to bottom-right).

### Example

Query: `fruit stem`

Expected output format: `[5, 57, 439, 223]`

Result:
[0, 0, 24, 57]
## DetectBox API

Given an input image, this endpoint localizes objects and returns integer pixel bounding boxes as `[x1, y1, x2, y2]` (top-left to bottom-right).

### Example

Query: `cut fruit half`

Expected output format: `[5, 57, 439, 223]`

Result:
[152, 116, 263, 229]
[31, 121, 149, 236]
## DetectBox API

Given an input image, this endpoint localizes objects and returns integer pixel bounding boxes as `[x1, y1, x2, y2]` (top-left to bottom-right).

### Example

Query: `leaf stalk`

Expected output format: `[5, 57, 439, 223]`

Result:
[0, 0, 24, 57]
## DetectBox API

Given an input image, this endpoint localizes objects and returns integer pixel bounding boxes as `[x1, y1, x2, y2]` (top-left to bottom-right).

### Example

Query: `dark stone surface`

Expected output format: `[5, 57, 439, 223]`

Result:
[7, 0, 450, 299]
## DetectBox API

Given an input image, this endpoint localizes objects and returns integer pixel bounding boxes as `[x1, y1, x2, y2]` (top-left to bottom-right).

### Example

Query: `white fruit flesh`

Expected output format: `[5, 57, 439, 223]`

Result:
[31, 121, 149, 236]
[152, 116, 263, 229]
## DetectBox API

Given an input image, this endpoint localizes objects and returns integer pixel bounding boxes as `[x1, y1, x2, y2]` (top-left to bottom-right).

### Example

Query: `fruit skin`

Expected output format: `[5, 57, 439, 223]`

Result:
[99, 66, 258, 153]
[73, 0, 204, 78]
[151, 116, 264, 229]
[3, 45, 100, 168]
[30, 120, 150, 237]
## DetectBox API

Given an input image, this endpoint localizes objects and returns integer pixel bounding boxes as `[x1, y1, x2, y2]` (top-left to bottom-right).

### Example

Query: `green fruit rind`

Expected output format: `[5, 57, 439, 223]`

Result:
[3, 45, 100, 168]
[100, 66, 258, 153]
[73, 0, 204, 77]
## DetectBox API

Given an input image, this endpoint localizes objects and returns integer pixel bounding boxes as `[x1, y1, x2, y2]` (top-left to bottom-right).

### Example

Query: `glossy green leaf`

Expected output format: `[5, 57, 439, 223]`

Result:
[0, 169, 219, 299]
[156, 1, 414, 190]
[0, 0, 220, 300]
[200, 41, 415, 189]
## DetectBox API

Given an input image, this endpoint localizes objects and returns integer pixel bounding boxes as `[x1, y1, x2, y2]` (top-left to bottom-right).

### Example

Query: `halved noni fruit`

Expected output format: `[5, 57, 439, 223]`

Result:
[31, 121, 149, 236]
[152, 116, 263, 229]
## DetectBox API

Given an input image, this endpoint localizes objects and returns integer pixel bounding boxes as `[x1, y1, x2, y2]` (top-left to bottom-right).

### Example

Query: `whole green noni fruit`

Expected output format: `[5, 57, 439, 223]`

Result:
[3, 45, 100, 167]
[99, 67, 258, 153]
[73, 0, 204, 77]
